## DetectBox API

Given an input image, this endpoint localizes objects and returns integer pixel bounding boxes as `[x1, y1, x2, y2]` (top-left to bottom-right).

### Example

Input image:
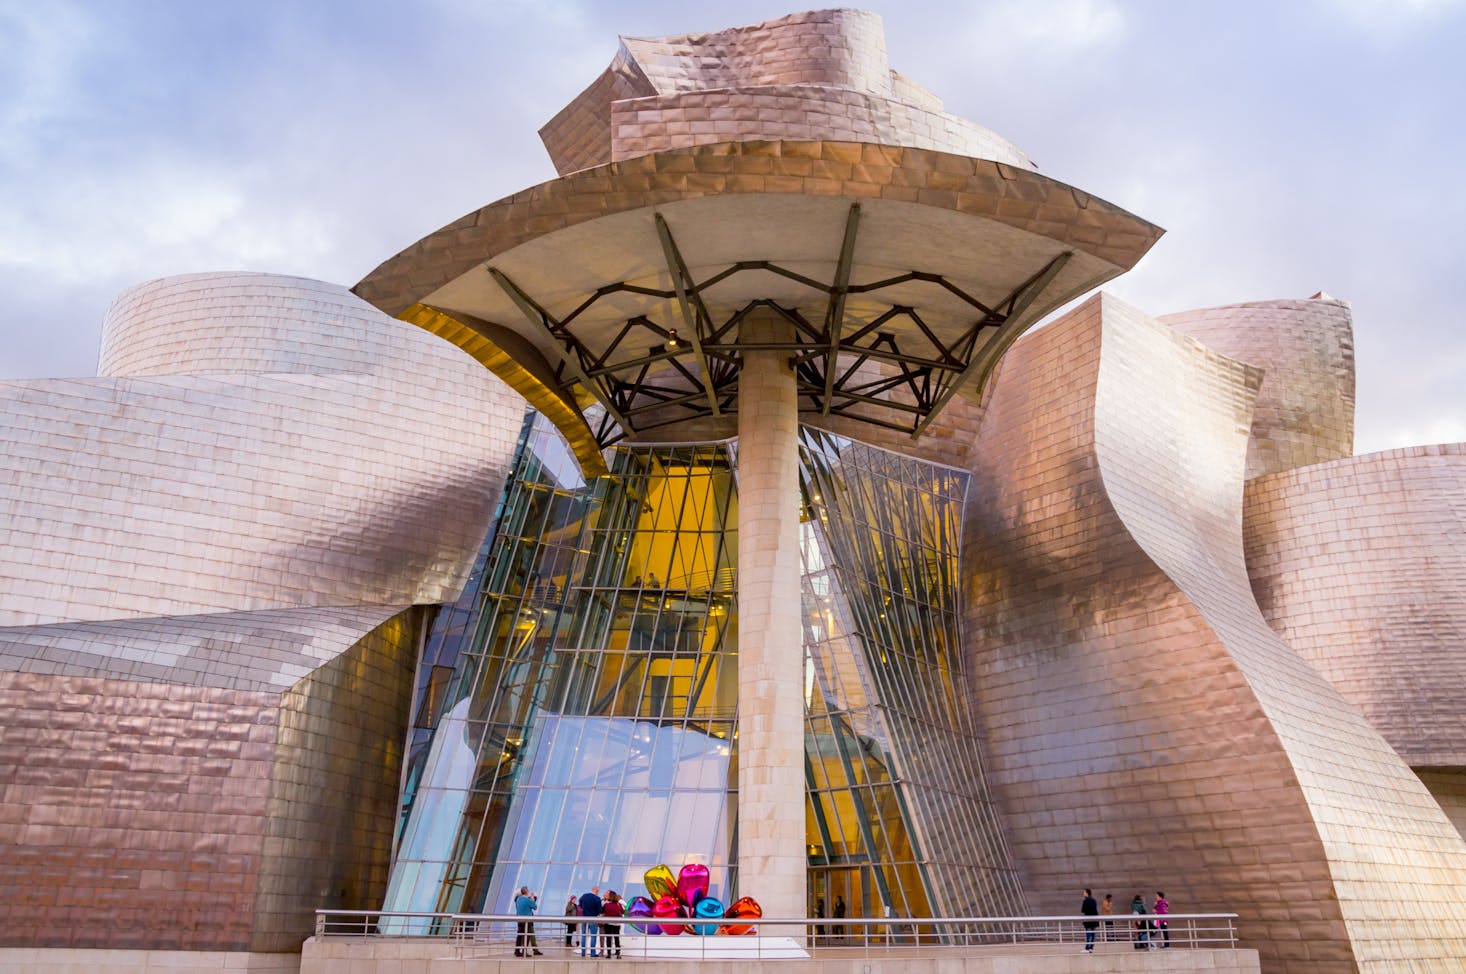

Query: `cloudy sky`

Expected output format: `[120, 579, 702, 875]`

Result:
[2, 0, 1462, 453]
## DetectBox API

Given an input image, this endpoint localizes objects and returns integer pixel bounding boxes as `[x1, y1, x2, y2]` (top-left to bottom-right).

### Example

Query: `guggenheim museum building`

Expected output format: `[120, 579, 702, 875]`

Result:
[3, 10, 1466, 974]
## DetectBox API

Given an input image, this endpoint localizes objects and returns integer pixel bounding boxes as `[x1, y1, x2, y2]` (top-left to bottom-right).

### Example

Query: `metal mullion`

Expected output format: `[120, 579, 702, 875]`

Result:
[820, 204, 862, 414]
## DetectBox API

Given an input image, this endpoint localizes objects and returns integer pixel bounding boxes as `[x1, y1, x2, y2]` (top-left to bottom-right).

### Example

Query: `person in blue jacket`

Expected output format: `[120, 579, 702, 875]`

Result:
[514, 886, 543, 957]
[577, 885, 604, 957]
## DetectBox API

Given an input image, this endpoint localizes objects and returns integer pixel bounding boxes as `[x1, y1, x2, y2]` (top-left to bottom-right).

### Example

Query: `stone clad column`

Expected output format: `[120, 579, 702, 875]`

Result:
[736, 311, 807, 926]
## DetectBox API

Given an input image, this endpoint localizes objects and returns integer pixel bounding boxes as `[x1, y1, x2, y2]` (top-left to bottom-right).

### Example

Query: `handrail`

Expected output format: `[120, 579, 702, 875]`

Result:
[314, 909, 1240, 957]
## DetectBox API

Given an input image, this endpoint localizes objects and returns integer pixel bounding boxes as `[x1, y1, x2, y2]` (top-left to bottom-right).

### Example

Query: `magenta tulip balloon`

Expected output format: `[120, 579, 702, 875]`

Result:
[676, 862, 710, 907]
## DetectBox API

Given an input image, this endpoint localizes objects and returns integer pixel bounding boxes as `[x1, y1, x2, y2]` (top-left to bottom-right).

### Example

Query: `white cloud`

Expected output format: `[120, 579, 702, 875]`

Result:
[1313, 0, 1463, 37]
[965, 0, 1126, 55]
[0, 152, 337, 286]
[1359, 414, 1466, 454]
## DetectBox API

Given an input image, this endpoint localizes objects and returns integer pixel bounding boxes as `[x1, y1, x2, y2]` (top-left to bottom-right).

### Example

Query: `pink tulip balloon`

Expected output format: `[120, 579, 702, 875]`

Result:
[676, 862, 710, 907]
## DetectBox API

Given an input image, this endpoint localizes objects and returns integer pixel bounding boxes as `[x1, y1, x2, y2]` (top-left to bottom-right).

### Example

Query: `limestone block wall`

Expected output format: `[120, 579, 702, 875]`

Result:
[1242, 445, 1466, 769]
[0, 610, 419, 952]
[963, 293, 1466, 973]
[1162, 297, 1354, 479]
[0, 273, 524, 628]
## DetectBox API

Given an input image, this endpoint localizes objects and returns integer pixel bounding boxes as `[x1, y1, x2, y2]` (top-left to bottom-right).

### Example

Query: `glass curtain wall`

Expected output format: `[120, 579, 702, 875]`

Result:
[799, 431, 1027, 919]
[385, 414, 1023, 924]
[385, 415, 739, 919]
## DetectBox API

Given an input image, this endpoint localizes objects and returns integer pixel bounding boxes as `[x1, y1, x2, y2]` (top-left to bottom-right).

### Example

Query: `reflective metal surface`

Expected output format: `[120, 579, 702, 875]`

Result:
[963, 293, 1466, 973]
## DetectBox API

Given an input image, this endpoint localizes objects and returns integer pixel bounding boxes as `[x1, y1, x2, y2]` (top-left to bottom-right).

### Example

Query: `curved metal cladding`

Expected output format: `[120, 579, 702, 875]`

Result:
[99, 271, 434, 378]
[1244, 445, 1466, 830]
[540, 9, 1033, 175]
[1161, 296, 1355, 480]
[962, 293, 1466, 972]
[0, 607, 419, 951]
[0, 272, 524, 627]
[0, 271, 531, 950]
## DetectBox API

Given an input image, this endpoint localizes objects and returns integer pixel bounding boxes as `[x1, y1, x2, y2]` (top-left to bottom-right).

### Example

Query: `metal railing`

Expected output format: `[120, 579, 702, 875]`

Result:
[314, 910, 1239, 958]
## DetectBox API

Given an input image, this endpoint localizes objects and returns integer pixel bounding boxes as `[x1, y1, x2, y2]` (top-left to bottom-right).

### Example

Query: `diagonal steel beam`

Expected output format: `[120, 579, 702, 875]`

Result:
[654, 212, 722, 418]
[911, 250, 1073, 438]
[487, 265, 633, 432]
[821, 204, 862, 415]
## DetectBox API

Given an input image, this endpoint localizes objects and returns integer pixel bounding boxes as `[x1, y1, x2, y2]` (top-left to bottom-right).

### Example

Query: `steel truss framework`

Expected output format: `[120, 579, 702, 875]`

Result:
[481, 204, 1073, 448]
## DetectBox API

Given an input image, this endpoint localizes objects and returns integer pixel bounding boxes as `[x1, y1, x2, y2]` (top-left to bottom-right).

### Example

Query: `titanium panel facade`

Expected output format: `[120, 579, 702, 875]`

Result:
[3, 11, 1466, 974]
[0, 272, 527, 950]
[1243, 446, 1466, 770]
[0, 273, 522, 628]
[1162, 297, 1355, 479]
[963, 293, 1466, 973]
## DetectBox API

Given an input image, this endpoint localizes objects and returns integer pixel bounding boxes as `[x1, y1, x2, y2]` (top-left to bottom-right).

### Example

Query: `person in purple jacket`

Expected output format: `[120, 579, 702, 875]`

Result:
[1153, 892, 1170, 948]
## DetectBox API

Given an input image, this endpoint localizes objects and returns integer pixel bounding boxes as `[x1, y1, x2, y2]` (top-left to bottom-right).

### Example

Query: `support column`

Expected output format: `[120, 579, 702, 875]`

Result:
[736, 312, 807, 925]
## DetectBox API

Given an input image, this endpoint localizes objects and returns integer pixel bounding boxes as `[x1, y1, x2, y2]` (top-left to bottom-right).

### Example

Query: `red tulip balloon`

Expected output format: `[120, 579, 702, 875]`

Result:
[652, 894, 687, 935]
[720, 895, 762, 935]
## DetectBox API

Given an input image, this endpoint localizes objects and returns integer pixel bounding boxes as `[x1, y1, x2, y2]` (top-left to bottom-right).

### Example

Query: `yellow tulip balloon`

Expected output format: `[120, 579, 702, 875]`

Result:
[643, 863, 677, 901]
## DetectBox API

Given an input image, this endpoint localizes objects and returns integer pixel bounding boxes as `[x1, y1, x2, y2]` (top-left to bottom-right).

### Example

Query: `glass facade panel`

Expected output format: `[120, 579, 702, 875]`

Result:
[384, 415, 739, 917]
[387, 412, 1023, 924]
[799, 430, 1026, 918]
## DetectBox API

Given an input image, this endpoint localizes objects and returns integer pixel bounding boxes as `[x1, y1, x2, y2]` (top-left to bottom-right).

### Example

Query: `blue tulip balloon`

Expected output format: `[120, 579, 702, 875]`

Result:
[692, 896, 726, 935]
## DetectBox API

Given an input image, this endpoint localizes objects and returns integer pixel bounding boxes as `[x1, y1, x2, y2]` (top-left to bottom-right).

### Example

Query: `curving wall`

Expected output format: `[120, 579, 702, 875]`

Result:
[1243, 445, 1466, 771]
[0, 609, 419, 952]
[1161, 296, 1354, 480]
[0, 271, 532, 952]
[0, 272, 524, 628]
[963, 293, 1466, 973]
[539, 8, 1034, 175]
[609, 85, 1033, 169]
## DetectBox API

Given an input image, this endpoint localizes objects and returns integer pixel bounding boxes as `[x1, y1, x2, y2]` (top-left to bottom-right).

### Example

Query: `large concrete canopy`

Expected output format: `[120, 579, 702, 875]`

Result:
[356, 140, 1161, 472]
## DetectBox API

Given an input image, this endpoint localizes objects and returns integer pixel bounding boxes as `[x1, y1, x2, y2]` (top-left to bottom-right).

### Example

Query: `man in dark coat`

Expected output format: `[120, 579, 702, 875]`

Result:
[1080, 888, 1099, 952]
[577, 885, 603, 957]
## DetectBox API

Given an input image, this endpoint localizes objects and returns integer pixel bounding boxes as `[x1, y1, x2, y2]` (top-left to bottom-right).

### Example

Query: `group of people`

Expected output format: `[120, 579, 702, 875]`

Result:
[565, 885, 627, 958]
[515, 884, 627, 958]
[1079, 889, 1171, 952]
[812, 894, 849, 940]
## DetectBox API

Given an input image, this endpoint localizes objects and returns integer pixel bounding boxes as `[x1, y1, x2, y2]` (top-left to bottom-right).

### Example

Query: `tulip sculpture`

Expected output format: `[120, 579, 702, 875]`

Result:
[627, 862, 762, 935]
